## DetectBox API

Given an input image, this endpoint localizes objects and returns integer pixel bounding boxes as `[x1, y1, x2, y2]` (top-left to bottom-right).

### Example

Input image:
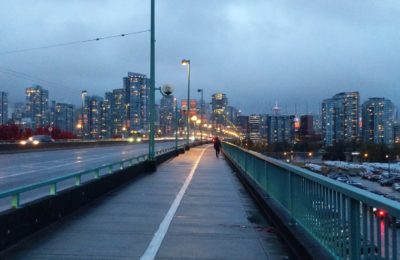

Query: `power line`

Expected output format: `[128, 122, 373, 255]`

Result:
[0, 29, 150, 56]
[0, 66, 74, 90]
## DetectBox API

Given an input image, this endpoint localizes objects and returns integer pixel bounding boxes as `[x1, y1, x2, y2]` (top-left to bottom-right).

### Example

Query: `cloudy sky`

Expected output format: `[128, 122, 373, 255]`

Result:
[1, 0, 400, 115]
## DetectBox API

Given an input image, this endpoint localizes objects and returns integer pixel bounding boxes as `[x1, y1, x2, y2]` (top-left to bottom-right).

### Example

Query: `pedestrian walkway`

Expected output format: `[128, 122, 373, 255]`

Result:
[2, 145, 291, 259]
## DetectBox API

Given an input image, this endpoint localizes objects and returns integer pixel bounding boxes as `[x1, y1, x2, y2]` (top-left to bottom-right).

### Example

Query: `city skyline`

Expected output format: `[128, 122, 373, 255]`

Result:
[1, 1, 400, 114]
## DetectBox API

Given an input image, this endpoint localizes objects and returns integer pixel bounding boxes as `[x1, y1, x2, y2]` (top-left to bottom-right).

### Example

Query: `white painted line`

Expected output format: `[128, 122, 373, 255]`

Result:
[140, 146, 208, 260]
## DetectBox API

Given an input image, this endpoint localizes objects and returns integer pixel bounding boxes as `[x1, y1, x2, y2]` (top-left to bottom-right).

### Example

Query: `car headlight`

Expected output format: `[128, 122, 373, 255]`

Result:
[32, 140, 40, 145]
[20, 140, 27, 145]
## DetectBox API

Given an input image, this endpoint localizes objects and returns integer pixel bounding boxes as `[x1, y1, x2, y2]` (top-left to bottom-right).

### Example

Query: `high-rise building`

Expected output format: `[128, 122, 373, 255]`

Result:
[11, 102, 25, 124]
[211, 93, 228, 125]
[123, 72, 150, 131]
[321, 92, 359, 146]
[249, 114, 261, 142]
[236, 115, 249, 136]
[49, 100, 56, 127]
[159, 95, 175, 136]
[0, 91, 8, 125]
[312, 114, 322, 134]
[84, 96, 104, 139]
[25, 85, 49, 129]
[299, 115, 314, 136]
[100, 93, 112, 138]
[110, 88, 126, 137]
[54, 103, 74, 133]
[225, 106, 238, 126]
[266, 115, 295, 144]
[260, 114, 268, 139]
[362, 98, 394, 145]
[394, 122, 400, 144]
[181, 99, 197, 118]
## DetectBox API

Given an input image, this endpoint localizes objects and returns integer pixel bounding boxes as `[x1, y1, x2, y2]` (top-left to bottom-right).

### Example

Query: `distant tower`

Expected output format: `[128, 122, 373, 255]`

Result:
[273, 101, 280, 115]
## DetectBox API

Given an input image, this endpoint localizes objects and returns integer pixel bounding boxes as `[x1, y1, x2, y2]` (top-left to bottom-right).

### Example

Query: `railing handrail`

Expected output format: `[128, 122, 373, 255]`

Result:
[0, 154, 146, 199]
[224, 142, 400, 217]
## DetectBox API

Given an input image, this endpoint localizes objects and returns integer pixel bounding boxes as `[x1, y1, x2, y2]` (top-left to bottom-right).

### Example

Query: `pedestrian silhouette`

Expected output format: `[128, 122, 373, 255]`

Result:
[213, 137, 222, 158]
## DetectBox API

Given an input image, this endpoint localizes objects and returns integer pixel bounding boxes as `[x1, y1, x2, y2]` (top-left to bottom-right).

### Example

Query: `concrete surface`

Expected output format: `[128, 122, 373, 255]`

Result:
[1, 145, 291, 259]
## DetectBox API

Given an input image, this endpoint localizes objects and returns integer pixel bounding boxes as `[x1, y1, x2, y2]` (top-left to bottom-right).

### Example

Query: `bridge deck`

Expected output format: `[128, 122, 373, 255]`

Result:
[3, 145, 290, 259]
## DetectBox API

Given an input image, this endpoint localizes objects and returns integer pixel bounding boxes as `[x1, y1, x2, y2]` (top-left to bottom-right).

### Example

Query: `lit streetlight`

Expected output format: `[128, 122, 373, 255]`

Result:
[181, 59, 190, 149]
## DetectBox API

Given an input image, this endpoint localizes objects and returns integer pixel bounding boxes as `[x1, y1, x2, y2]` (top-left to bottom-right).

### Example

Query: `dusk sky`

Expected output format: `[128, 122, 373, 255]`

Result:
[1, 0, 400, 115]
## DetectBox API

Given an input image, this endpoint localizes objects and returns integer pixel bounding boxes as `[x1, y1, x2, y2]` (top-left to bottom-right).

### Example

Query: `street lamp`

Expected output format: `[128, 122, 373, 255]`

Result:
[197, 88, 204, 144]
[181, 59, 190, 149]
[81, 90, 87, 140]
[364, 153, 368, 162]
[386, 154, 391, 174]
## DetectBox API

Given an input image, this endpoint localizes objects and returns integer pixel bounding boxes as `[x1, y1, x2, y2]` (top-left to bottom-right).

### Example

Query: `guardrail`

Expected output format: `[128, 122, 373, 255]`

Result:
[0, 145, 184, 210]
[223, 142, 400, 260]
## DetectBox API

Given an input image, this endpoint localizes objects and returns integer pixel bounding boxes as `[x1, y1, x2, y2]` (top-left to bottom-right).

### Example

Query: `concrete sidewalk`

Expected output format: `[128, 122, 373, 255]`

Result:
[2, 146, 290, 259]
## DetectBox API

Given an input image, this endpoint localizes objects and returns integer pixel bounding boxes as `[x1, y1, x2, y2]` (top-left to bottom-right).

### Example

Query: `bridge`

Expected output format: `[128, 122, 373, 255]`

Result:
[0, 142, 399, 259]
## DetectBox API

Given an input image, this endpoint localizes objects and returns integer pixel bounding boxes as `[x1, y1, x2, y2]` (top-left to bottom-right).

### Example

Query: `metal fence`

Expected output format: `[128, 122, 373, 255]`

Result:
[0, 145, 182, 210]
[223, 142, 400, 260]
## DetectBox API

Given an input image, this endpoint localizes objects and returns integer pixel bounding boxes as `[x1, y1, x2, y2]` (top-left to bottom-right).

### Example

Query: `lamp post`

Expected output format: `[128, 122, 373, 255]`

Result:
[148, 0, 156, 164]
[81, 90, 87, 140]
[386, 154, 391, 174]
[181, 59, 190, 149]
[175, 98, 179, 152]
[197, 88, 203, 144]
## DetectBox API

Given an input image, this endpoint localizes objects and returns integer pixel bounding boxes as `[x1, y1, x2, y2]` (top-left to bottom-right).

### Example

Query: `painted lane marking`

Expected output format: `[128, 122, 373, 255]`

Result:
[140, 146, 208, 260]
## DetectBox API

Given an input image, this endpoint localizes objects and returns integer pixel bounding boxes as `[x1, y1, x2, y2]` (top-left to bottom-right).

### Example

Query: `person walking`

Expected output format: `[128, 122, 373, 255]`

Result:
[213, 136, 222, 158]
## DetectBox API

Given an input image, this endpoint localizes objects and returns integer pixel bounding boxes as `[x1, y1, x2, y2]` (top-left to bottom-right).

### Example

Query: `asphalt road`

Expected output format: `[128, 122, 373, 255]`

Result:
[0, 142, 183, 193]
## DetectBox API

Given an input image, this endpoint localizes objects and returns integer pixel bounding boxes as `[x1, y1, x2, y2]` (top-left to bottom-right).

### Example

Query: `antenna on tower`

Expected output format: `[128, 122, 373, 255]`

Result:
[273, 101, 280, 115]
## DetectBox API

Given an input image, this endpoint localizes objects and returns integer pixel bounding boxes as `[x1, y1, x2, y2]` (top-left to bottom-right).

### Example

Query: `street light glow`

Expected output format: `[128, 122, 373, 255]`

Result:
[181, 59, 190, 66]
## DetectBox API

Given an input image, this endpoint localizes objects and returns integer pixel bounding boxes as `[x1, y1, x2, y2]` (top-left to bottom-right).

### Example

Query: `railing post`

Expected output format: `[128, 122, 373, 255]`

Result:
[108, 165, 113, 174]
[393, 216, 398, 258]
[288, 171, 296, 226]
[75, 176, 81, 186]
[11, 194, 20, 209]
[94, 169, 100, 179]
[349, 198, 361, 260]
[120, 163, 124, 170]
[50, 183, 57, 195]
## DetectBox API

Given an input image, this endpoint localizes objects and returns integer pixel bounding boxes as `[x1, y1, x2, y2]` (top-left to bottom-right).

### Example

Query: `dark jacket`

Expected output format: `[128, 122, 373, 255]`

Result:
[214, 139, 221, 150]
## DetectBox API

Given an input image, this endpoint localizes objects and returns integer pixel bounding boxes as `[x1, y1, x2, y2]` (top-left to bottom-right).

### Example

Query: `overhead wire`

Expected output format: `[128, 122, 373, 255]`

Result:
[0, 29, 150, 91]
[0, 66, 74, 90]
[0, 29, 150, 55]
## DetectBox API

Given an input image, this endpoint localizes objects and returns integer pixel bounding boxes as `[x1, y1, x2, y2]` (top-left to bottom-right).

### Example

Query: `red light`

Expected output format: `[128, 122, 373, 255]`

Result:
[378, 210, 385, 217]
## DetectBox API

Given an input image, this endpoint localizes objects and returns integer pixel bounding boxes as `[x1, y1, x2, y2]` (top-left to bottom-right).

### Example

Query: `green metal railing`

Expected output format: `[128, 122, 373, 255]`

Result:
[0, 145, 183, 210]
[223, 142, 400, 260]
